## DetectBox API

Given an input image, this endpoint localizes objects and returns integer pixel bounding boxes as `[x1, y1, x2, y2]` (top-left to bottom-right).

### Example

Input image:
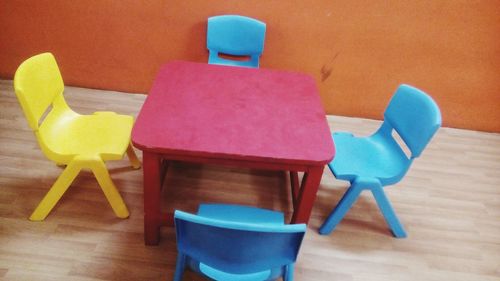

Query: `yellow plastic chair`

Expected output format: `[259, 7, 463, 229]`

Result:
[13, 52, 140, 221]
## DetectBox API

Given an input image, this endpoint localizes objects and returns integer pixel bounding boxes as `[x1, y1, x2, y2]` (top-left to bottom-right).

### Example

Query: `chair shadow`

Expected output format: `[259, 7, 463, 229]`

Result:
[107, 165, 141, 174]
[160, 161, 210, 214]
[313, 182, 394, 239]
[11, 161, 143, 219]
[55, 162, 141, 175]
[159, 161, 290, 216]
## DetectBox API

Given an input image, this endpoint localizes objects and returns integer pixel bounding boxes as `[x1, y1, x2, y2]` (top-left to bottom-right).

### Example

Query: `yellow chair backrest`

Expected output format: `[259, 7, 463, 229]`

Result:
[13, 52, 65, 131]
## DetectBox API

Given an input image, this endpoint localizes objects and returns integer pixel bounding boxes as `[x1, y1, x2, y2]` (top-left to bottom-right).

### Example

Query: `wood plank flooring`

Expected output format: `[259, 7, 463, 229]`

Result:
[1, 79, 499, 281]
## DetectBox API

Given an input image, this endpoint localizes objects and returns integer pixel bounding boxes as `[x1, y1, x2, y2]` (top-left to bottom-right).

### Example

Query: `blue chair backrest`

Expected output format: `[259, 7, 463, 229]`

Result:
[174, 210, 306, 274]
[384, 84, 442, 158]
[207, 15, 266, 67]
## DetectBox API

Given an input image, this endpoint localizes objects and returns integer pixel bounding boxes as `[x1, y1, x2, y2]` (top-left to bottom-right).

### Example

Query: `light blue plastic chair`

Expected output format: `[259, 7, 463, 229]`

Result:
[207, 15, 266, 68]
[319, 84, 441, 238]
[173, 204, 306, 281]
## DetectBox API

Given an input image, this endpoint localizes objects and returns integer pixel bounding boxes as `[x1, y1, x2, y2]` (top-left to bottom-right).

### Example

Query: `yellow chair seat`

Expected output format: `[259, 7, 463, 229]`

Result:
[41, 111, 134, 162]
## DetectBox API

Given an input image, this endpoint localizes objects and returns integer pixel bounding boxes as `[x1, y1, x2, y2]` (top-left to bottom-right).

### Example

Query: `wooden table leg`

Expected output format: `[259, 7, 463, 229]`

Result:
[159, 158, 170, 189]
[291, 166, 324, 224]
[143, 151, 162, 245]
[290, 171, 300, 209]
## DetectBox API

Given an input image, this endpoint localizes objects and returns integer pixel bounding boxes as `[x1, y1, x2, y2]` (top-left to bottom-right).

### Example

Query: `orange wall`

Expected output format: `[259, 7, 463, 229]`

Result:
[1, 1, 499, 132]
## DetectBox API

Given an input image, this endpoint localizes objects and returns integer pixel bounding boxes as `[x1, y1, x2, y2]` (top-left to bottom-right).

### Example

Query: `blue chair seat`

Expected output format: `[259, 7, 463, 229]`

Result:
[187, 257, 284, 281]
[330, 132, 410, 186]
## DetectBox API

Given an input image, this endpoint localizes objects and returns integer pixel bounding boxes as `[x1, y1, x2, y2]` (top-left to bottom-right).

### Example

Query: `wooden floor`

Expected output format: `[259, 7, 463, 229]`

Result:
[1, 79, 499, 281]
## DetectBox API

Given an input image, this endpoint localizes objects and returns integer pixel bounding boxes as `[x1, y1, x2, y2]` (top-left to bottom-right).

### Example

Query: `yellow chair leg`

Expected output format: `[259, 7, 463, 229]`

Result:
[29, 161, 82, 221]
[127, 143, 141, 169]
[89, 159, 130, 219]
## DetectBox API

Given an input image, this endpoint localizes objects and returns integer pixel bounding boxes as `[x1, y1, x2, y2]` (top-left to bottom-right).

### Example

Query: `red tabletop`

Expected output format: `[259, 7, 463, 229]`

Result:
[132, 61, 334, 165]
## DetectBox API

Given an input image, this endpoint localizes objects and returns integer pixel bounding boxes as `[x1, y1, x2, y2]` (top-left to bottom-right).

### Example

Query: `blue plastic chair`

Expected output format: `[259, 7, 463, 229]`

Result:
[207, 15, 266, 68]
[173, 204, 306, 281]
[319, 84, 441, 238]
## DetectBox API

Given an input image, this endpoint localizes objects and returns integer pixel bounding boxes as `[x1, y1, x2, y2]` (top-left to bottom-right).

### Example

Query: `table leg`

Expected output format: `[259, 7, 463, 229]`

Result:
[289, 171, 300, 209]
[143, 151, 162, 245]
[291, 166, 324, 224]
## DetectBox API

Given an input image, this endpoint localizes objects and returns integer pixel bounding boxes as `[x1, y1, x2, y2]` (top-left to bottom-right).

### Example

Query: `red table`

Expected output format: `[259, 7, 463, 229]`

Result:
[132, 61, 335, 245]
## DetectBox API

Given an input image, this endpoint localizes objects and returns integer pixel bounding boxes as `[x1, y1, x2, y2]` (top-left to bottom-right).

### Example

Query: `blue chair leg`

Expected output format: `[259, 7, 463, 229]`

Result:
[173, 253, 186, 281]
[284, 263, 294, 281]
[319, 182, 364, 235]
[371, 185, 407, 238]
